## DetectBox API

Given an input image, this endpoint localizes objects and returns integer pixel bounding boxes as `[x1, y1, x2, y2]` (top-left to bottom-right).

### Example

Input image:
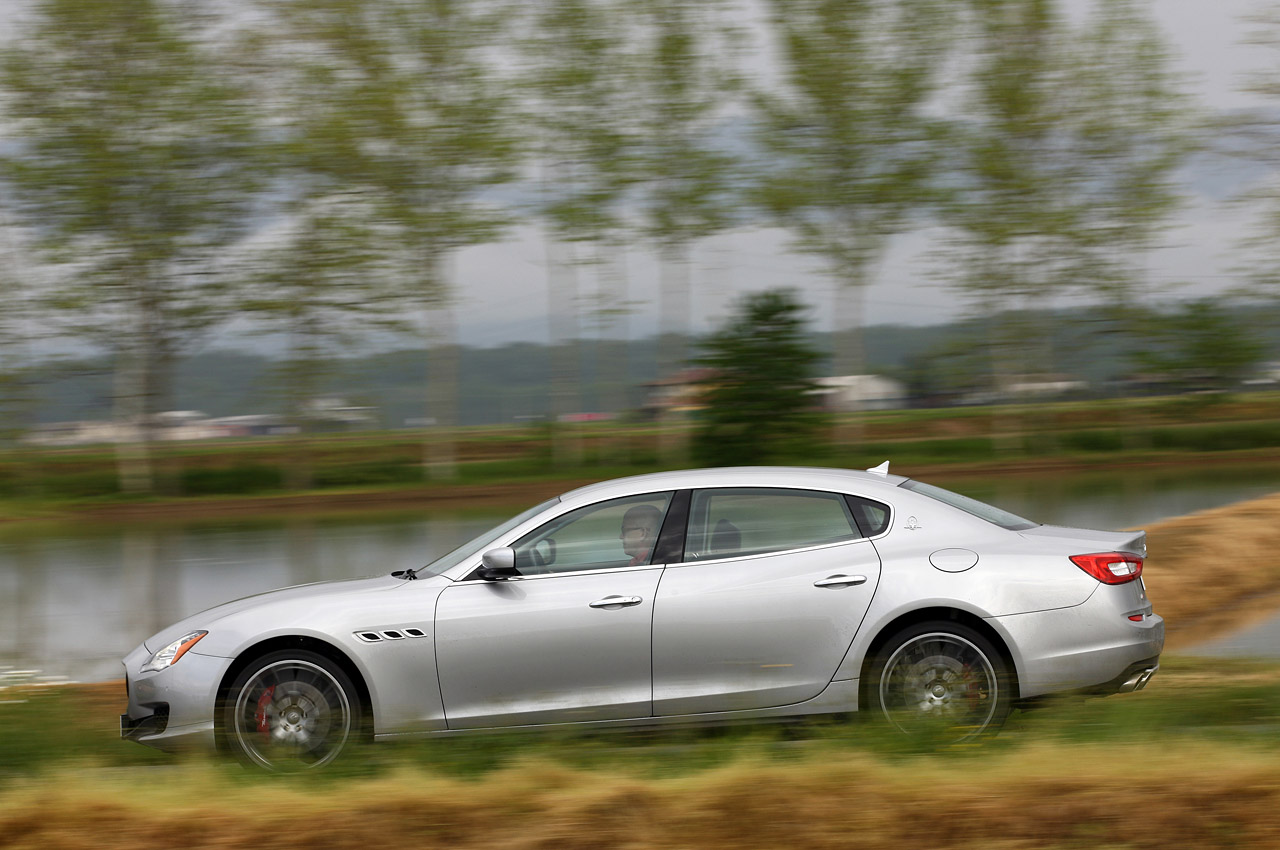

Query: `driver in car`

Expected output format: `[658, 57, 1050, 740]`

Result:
[620, 504, 662, 566]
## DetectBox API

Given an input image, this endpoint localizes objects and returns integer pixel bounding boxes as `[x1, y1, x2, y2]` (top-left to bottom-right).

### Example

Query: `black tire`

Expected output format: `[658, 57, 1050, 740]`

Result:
[221, 649, 363, 771]
[868, 621, 1012, 744]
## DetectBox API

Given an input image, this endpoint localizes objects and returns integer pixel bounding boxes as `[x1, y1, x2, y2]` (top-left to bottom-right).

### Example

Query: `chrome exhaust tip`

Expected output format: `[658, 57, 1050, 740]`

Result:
[1118, 665, 1158, 693]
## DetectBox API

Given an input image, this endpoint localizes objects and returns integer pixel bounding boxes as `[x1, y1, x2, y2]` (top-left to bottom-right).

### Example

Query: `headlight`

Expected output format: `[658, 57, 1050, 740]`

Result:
[141, 631, 208, 673]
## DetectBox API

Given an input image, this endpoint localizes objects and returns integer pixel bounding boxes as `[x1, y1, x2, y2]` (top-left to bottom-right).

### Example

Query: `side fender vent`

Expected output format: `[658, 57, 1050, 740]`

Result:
[355, 628, 430, 643]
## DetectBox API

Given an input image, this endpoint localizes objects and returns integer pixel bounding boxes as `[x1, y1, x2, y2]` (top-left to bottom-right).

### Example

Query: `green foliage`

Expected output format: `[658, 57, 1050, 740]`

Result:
[752, 0, 955, 376]
[941, 0, 1192, 367]
[630, 0, 740, 249]
[521, 0, 641, 244]
[1132, 299, 1267, 391]
[259, 0, 520, 256]
[1146, 420, 1280, 452]
[0, 686, 168, 782]
[1059, 429, 1127, 453]
[245, 0, 525, 479]
[692, 289, 825, 466]
[2, 0, 263, 494]
[312, 461, 421, 488]
[180, 464, 283, 496]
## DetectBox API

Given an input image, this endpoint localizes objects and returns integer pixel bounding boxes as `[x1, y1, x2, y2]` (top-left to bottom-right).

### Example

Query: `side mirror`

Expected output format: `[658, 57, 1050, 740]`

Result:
[478, 547, 519, 581]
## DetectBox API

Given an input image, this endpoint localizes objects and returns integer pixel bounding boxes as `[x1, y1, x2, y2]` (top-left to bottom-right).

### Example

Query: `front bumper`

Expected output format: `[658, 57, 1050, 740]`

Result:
[120, 643, 230, 752]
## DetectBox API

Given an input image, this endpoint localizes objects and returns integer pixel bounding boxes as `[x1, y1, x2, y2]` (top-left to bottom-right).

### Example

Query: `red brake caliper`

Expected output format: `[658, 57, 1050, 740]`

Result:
[255, 686, 276, 738]
[962, 664, 980, 708]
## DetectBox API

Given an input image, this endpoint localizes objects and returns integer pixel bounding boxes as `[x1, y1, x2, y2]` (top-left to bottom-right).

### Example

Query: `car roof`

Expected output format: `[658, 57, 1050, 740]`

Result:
[557, 465, 909, 507]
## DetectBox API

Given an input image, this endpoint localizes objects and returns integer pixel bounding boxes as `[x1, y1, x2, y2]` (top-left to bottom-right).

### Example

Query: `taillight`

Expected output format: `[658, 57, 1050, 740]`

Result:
[1070, 552, 1144, 585]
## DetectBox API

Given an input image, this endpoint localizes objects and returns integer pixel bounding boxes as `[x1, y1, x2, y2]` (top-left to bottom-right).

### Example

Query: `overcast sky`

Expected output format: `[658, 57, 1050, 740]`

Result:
[443, 0, 1280, 345]
[2, 0, 1274, 347]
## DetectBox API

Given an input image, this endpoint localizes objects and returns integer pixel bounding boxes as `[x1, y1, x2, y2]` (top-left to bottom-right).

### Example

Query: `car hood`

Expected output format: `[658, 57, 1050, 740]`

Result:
[141, 574, 408, 653]
[1018, 524, 1147, 558]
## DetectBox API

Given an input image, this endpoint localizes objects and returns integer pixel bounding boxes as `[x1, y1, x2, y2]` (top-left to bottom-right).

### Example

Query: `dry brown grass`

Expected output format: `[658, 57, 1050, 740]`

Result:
[1143, 492, 1280, 650]
[3, 742, 1280, 850]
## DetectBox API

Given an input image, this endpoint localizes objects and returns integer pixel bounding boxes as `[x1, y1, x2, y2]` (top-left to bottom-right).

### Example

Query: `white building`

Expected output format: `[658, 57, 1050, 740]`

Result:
[814, 375, 907, 412]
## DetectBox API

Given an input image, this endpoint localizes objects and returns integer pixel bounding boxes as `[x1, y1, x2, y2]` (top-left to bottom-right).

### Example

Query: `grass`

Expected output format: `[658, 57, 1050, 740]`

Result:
[7, 656, 1279, 781]
[2, 392, 1279, 517]
[3, 657, 1280, 848]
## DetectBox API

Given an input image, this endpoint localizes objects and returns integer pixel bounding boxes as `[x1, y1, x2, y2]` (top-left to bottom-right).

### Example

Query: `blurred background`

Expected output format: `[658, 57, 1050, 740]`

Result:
[0, 0, 1276, 486]
[2, 1, 1280, 842]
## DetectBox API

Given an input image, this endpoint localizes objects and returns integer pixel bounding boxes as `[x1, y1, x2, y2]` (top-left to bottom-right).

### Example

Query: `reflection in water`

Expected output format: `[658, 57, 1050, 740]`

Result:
[0, 514, 496, 683]
[1, 465, 1278, 682]
[939, 466, 1280, 530]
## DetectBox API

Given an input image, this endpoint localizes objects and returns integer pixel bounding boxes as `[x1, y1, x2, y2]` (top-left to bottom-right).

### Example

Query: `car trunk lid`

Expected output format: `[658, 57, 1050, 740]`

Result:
[1018, 524, 1147, 558]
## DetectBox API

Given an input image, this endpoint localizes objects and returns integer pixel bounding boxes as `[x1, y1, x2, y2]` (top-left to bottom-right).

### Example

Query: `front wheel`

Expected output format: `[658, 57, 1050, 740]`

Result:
[869, 622, 1011, 744]
[222, 650, 363, 771]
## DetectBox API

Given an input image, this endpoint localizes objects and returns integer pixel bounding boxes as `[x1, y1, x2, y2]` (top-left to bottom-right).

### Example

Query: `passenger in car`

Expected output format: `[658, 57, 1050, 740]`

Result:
[710, 519, 741, 556]
[620, 504, 662, 566]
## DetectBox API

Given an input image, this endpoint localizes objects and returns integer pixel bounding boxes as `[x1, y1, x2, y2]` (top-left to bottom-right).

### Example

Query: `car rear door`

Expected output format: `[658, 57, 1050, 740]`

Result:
[651, 487, 883, 715]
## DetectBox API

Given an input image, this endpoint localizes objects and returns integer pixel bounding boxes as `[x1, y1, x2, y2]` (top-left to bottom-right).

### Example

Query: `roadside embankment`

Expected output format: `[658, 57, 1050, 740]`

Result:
[3, 740, 1280, 849]
[1145, 491, 1280, 651]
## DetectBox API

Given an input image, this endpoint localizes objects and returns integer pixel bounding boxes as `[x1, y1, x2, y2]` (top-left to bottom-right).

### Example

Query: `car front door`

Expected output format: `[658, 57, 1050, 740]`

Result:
[651, 488, 884, 715]
[434, 492, 673, 729]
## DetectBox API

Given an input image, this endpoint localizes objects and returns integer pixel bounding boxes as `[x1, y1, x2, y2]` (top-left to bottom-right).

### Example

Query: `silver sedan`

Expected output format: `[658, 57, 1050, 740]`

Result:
[120, 465, 1163, 769]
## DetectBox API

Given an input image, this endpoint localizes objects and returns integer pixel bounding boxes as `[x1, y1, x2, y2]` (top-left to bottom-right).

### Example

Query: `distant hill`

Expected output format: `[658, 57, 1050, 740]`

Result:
[15, 303, 1279, 428]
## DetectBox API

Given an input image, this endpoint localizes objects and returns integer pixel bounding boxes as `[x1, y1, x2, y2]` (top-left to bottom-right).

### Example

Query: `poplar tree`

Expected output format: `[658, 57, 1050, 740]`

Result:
[262, 0, 520, 479]
[237, 196, 412, 487]
[1230, 1, 1280, 338]
[631, 0, 740, 375]
[2, 0, 259, 493]
[943, 0, 1188, 393]
[753, 0, 954, 394]
[520, 0, 640, 464]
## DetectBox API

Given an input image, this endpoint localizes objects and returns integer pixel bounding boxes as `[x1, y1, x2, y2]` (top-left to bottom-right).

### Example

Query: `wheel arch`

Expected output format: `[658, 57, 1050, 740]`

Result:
[856, 606, 1020, 710]
[214, 635, 374, 750]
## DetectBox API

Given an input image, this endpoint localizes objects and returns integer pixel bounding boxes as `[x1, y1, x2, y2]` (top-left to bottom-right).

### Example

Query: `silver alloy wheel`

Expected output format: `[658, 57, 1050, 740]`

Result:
[877, 631, 1000, 742]
[231, 658, 353, 770]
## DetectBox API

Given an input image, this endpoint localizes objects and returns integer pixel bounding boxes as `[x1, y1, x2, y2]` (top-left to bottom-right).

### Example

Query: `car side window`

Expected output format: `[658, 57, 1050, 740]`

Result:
[511, 492, 674, 575]
[684, 488, 859, 563]
[845, 495, 891, 537]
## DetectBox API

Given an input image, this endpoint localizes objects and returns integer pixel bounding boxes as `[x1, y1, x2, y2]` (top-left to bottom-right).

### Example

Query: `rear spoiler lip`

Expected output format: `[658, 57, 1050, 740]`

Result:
[1018, 525, 1147, 559]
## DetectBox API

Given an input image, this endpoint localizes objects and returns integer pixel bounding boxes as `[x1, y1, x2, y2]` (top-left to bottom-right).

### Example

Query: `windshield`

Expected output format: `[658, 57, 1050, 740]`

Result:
[899, 480, 1038, 531]
[411, 497, 561, 578]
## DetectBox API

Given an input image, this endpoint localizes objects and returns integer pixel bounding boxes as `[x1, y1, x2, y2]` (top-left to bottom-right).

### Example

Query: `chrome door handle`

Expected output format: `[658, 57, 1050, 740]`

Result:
[589, 595, 643, 609]
[814, 574, 868, 588]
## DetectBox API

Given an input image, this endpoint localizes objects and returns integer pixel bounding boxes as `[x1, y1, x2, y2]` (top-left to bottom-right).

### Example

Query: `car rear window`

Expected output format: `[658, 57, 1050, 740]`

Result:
[899, 480, 1038, 531]
[684, 488, 860, 562]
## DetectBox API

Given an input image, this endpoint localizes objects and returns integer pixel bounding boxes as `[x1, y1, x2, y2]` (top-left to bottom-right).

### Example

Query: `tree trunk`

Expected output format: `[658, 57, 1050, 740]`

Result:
[832, 261, 869, 445]
[546, 236, 582, 468]
[658, 241, 691, 464]
[425, 254, 460, 480]
[113, 344, 153, 495]
[597, 246, 631, 464]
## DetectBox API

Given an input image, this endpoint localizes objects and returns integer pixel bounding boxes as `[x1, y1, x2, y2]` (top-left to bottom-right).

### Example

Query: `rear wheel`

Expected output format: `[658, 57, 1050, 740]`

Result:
[222, 650, 363, 771]
[870, 622, 1011, 744]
